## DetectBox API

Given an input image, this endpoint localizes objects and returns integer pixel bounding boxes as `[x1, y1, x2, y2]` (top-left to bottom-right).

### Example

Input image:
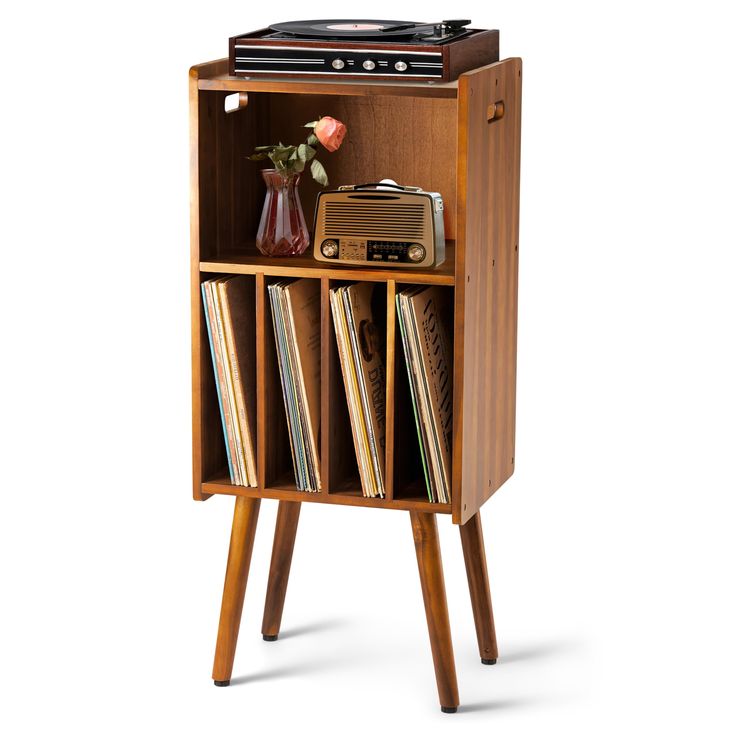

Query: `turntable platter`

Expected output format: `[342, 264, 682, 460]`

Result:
[269, 19, 426, 40]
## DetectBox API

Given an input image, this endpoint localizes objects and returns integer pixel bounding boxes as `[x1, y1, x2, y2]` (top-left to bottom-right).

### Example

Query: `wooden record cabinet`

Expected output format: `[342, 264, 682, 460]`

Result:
[189, 56, 522, 712]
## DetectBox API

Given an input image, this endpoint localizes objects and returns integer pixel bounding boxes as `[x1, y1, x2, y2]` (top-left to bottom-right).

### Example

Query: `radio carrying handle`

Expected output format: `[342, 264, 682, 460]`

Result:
[338, 182, 423, 192]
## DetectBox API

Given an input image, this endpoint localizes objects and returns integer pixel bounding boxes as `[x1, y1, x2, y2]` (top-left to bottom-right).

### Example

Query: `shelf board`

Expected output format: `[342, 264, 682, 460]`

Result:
[201, 476, 451, 514]
[201, 242, 455, 285]
[197, 69, 459, 99]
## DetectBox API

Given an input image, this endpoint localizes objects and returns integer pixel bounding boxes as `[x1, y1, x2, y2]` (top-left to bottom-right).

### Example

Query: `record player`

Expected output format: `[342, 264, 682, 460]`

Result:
[229, 19, 498, 82]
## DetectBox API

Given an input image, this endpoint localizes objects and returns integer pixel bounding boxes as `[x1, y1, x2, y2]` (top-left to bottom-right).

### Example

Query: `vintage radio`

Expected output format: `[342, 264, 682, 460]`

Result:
[313, 182, 445, 268]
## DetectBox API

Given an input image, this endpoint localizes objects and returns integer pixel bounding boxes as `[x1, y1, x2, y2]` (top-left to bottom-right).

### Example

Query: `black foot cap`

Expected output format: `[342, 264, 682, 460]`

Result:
[482, 658, 497, 665]
[441, 706, 458, 714]
[263, 634, 278, 642]
[214, 680, 230, 687]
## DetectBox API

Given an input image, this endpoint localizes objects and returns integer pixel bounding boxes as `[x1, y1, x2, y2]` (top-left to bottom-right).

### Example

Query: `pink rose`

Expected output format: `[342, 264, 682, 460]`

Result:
[314, 116, 347, 152]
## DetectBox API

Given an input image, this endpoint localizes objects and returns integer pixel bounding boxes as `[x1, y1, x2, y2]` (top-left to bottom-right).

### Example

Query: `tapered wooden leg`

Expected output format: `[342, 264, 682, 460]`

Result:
[212, 496, 261, 686]
[410, 511, 460, 713]
[261, 500, 301, 641]
[459, 511, 499, 664]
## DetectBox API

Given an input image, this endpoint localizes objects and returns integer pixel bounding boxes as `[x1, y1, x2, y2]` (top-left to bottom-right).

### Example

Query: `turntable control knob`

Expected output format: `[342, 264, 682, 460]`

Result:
[362, 59, 376, 71]
[395, 61, 408, 72]
[407, 244, 426, 263]
[332, 58, 345, 70]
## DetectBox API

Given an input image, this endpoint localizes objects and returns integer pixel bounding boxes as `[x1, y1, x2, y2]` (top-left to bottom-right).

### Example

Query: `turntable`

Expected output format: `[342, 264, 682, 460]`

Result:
[229, 19, 499, 82]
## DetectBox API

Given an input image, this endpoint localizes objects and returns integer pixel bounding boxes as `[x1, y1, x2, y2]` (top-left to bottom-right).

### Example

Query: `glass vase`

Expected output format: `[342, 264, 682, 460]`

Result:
[255, 169, 310, 257]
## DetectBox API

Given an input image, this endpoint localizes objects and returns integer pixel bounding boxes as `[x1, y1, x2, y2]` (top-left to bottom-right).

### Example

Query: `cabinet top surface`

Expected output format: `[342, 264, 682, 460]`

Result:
[192, 58, 459, 98]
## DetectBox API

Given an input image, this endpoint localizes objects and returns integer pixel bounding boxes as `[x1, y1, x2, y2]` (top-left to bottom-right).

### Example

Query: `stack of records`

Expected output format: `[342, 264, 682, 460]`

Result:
[201, 276, 257, 487]
[396, 286, 453, 503]
[330, 283, 386, 498]
[268, 279, 322, 492]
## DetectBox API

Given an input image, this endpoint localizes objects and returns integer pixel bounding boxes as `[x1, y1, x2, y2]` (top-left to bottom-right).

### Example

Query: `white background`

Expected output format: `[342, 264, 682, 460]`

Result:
[1, 1, 735, 733]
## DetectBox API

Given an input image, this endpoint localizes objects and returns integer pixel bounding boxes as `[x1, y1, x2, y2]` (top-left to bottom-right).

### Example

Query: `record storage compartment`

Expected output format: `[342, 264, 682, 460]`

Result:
[191, 58, 521, 524]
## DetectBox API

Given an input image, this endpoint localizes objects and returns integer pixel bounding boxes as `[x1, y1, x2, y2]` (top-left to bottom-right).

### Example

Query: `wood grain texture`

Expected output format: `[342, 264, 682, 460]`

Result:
[202, 477, 451, 514]
[459, 511, 498, 662]
[384, 280, 397, 502]
[198, 65, 460, 99]
[410, 511, 459, 710]
[266, 94, 458, 240]
[453, 58, 522, 524]
[212, 496, 261, 682]
[262, 501, 301, 639]
[201, 243, 455, 285]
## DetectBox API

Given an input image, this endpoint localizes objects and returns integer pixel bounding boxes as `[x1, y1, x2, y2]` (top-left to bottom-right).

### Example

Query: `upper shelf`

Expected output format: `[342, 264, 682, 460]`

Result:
[192, 59, 459, 99]
[201, 241, 455, 285]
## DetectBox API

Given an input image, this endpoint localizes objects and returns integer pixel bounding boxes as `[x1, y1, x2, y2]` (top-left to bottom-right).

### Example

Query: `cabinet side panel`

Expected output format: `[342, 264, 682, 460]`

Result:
[191, 68, 226, 499]
[453, 59, 521, 524]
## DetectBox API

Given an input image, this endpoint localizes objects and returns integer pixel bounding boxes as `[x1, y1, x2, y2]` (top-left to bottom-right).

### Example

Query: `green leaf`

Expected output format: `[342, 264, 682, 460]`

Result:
[247, 153, 269, 161]
[304, 120, 319, 128]
[293, 158, 306, 173]
[253, 144, 277, 151]
[310, 158, 329, 187]
[307, 133, 318, 146]
[270, 146, 295, 162]
[297, 144, 317, 162]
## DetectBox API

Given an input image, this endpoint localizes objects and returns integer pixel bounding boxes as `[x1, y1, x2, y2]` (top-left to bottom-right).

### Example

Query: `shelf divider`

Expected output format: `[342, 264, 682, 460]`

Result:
[384, 280, 397, 502]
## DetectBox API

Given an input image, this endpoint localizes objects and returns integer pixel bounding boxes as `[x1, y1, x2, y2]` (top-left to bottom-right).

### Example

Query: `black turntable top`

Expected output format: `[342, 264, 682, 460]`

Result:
[267, 19, 473, 44]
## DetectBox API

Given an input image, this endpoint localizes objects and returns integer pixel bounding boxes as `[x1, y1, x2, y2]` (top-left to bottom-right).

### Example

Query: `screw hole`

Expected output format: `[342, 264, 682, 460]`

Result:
[511, 457, 515, 464]
[467, 275, 470, 282]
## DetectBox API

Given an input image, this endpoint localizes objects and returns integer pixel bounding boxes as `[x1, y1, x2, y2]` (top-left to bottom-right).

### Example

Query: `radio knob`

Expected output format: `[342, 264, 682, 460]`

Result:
[332, 58, 345, 70]
[321, 240, 339, 258]
[362, 59, 376, 71]
[395, 61, 408, 72]
[407, 244, 426, 263]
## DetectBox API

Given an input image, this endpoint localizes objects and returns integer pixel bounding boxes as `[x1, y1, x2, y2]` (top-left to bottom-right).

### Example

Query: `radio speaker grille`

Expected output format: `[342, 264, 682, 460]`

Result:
[322, 201, 426, 239]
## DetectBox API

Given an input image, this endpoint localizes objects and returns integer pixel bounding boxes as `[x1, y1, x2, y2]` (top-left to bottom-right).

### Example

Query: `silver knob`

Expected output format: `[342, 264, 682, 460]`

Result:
[407, 244, 426, 263]
[362, 59, 376, 71]
[321, 240, 339, 258]
[332, 58, 345, 70]
[395, 61, 408, 72]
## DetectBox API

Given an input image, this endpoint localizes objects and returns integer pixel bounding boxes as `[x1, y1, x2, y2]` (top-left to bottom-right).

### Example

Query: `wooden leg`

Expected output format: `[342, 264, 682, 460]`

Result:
[212, 496, 261, 686]
[261, 500, 301, 641]
[410, 511, 460, 713]
[459, 511, 499, 664]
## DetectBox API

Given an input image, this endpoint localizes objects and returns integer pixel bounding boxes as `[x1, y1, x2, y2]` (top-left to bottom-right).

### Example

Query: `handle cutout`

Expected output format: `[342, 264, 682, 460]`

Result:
[487, 100, 505, 123]
[224, 92, 249, 113]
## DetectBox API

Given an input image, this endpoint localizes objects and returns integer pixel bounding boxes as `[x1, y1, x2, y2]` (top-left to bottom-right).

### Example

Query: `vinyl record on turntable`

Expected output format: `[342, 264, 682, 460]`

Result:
[269, 19, 421, 40]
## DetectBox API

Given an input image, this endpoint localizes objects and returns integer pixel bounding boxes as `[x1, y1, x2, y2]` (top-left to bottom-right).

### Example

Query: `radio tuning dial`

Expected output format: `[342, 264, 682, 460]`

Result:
[362, 59, 376, 71]
[332, 58, 345, 70]
[407, 244, 426, 263]
[321, 240, 339, 258]
[395, 61, 408, 72]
